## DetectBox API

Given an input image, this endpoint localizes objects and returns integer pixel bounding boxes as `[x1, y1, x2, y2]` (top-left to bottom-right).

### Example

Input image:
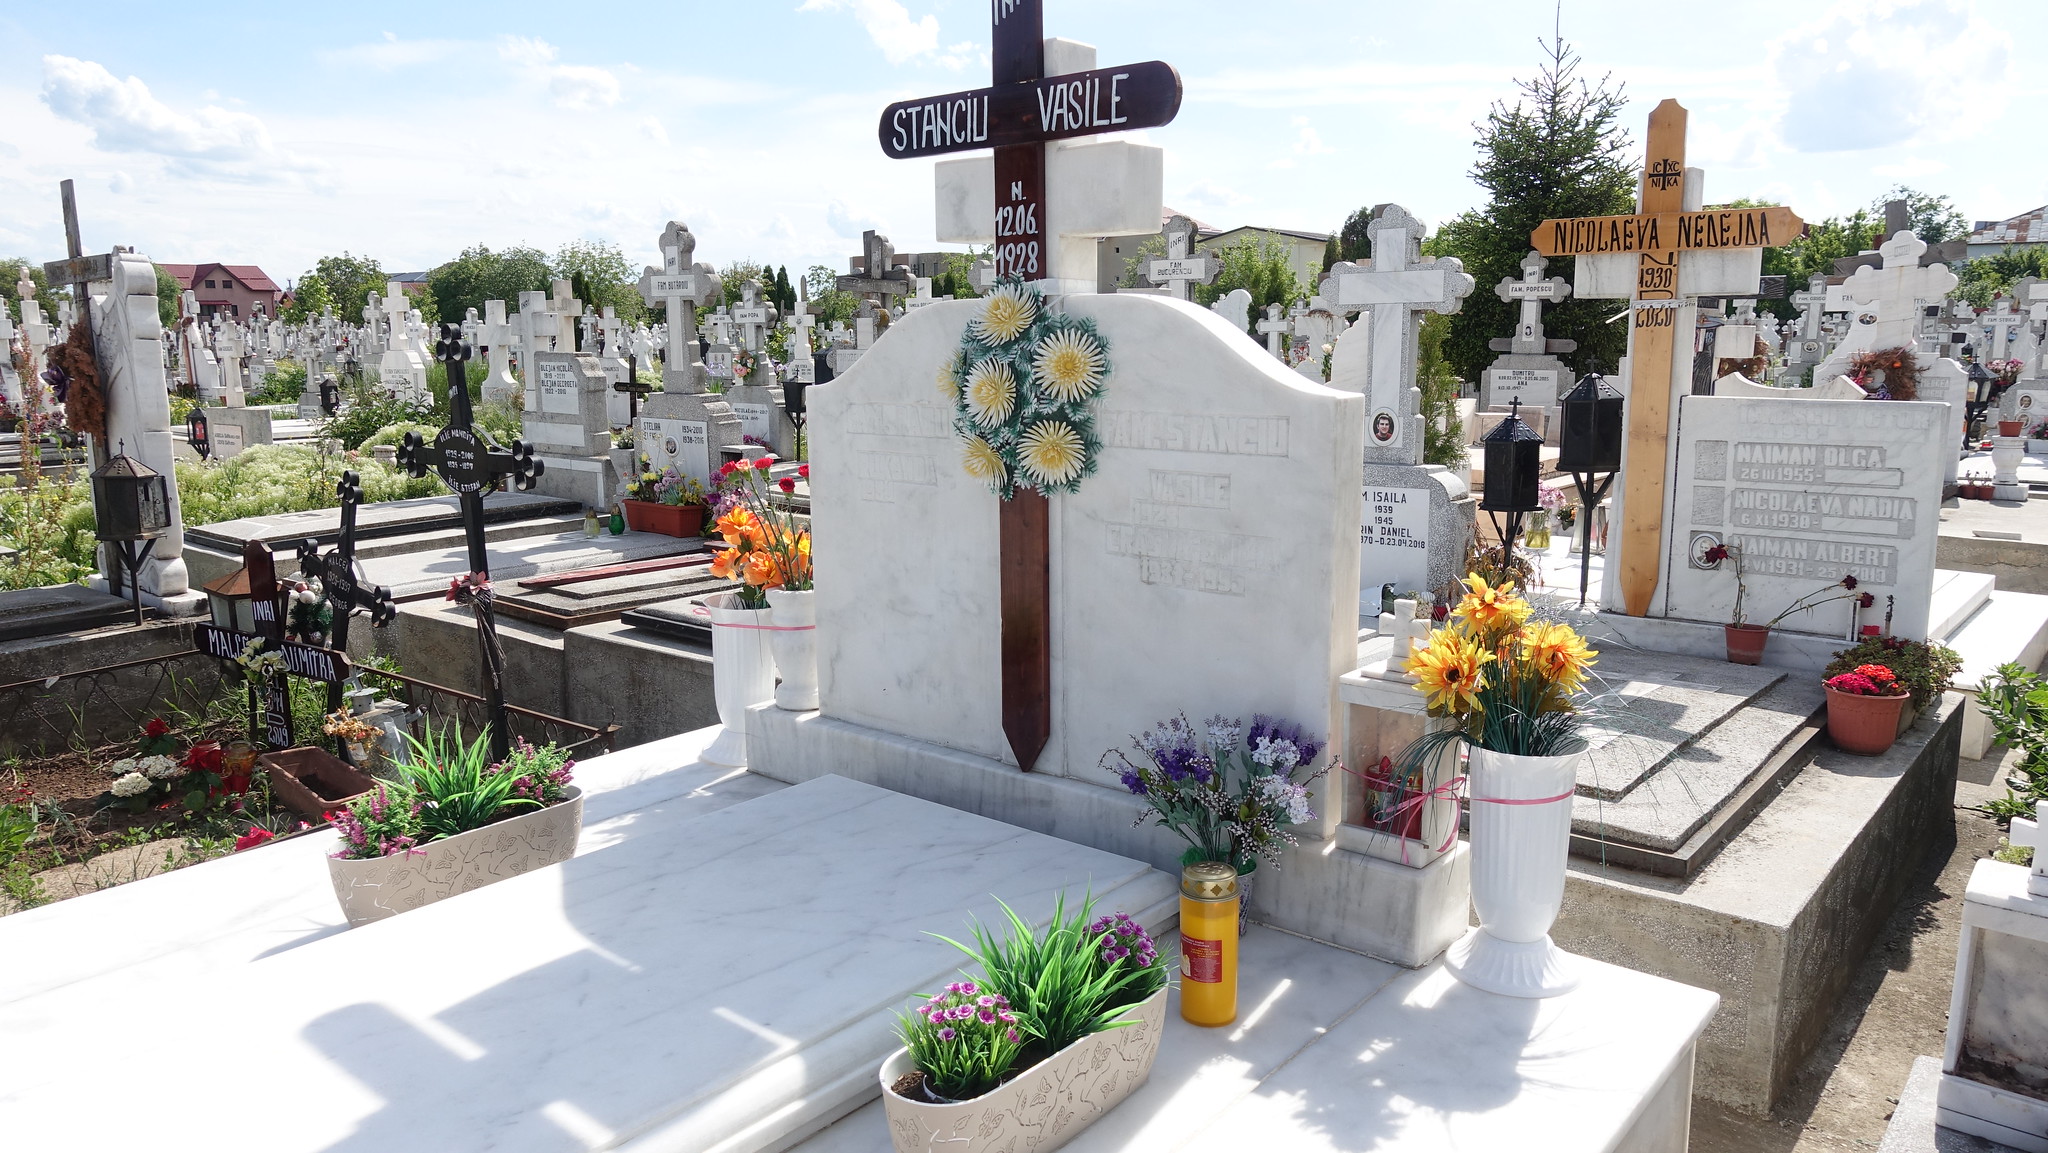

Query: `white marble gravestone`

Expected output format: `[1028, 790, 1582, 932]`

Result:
[1323, 205, 1478, 610]
[523, 351, 619, 508]
[1480, 251, 1574, 419]
[1937, 832, 2048, 1151]
[1812, 233, 1958, 384]
[635, 222, 742, 487]
[795, 295, 1360, 780]
[1664, 395, 1945, 639]
[376, 281, 427, 404]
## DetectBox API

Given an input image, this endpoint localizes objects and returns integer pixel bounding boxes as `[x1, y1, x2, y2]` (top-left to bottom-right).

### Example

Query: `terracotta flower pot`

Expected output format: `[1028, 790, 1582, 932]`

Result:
[261, 746, 376, 822]
[1825, 687, 1906, 755]
[1724, 623, 1770, 665]
[878, 986, 1168, 1153]
[621, 499, 707, 538]
[2000, 420, 2025, 437]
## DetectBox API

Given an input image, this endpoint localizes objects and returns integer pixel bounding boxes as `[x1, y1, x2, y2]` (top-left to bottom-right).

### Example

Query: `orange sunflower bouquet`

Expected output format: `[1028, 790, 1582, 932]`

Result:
[709, 456, 813, 610]
[1404, 573, 1597, 756]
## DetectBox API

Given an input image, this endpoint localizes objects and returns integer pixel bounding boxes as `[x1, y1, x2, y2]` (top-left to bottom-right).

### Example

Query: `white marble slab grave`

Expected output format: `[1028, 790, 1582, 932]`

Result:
[800, 930, 1718, 1153]
[0, 774, 1175, 1153]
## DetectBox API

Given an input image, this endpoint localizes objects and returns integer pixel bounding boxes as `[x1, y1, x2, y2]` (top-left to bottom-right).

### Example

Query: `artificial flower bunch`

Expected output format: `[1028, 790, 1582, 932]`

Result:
[1825, 663, 1907, 697]
[627, 456, 708, 507]
[898, 894, 1169, 1102]
[322, 709, 380, 745]
[329, 725, 576, 861]
[1403, 574, 1597, 756]
[708, 455, 811, 608]
[286, 579, 332, 646]
[942, 279, 1110, 499]
[1100, 712, 1329, 870]
[101, 720, 242, 813]
[1703, 542, 1876, 629]
[232, 637, 284, 684]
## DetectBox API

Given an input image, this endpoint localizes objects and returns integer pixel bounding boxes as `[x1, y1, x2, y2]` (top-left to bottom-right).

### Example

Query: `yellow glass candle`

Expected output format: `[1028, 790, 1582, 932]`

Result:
[1179, 862, 1239, 1027]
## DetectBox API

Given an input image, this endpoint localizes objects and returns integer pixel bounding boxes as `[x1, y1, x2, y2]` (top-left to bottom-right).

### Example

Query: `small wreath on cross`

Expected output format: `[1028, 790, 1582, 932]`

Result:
[939, 280, 1110, 500]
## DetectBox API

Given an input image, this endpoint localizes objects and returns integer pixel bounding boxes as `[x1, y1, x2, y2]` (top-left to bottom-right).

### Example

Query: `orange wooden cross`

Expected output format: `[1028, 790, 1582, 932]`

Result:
[1529, 100, 1804, 617]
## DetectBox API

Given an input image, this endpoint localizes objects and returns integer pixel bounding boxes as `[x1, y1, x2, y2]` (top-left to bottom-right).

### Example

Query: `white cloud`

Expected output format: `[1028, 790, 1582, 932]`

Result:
[551, 66, 620, 110]
[798, 0, 940, 66]
[109, 170, 133, 193]
[641, 117, 671, 146]
[1772, 0, 2008, 153]
[319, 36, 467, 70]
[1292, 116, 1333, 156]
[825, 199, 882, 239]
[41, 55, 275, 163]
[497, 36, 621, 110]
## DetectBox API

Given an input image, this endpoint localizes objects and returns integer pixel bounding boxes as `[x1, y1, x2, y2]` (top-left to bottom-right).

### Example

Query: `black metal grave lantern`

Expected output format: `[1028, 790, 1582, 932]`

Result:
[187, 407, 211, 461]
[1558, 374, 1626, 607]
[91, 443, 171, 625]
[1480, 399, 1544, 565]
[319, 375, 341, 417]
[782, 375, 809, 442]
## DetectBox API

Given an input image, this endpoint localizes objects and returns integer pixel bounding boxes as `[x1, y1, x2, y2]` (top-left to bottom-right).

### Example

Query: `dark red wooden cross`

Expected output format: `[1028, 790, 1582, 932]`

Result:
[876, 1, 1181, 771]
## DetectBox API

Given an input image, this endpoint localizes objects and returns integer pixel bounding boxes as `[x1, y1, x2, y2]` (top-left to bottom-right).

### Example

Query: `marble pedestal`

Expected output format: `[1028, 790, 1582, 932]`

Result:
[749, 705, 1470, 968]
[1939, 859, 2048, 1151]
[800, 939, 1718, 1153]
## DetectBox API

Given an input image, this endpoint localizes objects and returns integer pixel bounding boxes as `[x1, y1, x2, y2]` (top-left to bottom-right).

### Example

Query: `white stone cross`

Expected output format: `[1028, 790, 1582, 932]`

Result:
[1981, 296, 2028, 364]
[1790, 274, 1829, 341]
[904, 277, 938, 311]
[547, 279, 582, 352]
[1147, 214, 1217, 302]
[380, 282, 411, 348]
[1255, 302, 1290, 358]
[1493, 250, 1572, 355]
[732, 280, 775, 351]
[635, 221, 720, 392]
[1323, 204, 1476, 461]
[1838, 231, 1959, 353]
[2009, 800, 2048, 896]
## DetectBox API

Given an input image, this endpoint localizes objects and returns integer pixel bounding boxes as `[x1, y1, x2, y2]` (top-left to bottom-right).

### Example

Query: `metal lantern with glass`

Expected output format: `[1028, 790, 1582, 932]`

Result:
[1558, 374, 1626, 607]
[90, 443, 172, 626]
[1479, 398, 1544, 579]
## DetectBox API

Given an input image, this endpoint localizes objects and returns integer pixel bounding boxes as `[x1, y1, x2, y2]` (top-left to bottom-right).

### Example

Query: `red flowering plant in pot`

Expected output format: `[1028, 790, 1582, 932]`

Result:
[1823, 663, 1910, 755]
[1702, 542, 1875, 665]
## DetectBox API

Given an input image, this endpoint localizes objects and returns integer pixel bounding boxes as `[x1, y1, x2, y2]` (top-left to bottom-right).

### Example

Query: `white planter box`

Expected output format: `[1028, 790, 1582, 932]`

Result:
[326, 787, 584, 927]
[879, 986, 1168, 1153]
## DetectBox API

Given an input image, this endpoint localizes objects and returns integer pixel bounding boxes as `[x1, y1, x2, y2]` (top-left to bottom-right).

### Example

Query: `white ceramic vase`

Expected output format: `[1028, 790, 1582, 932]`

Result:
[765, 587, 819, 710]
[878, 986, 1168, 1153]
[702, 592, 777, 767]
[1446, 744, 1584, 998]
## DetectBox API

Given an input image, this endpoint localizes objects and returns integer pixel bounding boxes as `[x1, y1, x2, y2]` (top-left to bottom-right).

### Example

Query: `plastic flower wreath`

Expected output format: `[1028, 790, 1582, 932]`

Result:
[948, 279, 1109, 499]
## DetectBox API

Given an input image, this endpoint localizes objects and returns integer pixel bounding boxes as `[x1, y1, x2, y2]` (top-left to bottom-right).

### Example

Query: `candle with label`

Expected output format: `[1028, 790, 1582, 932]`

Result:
[1178, 861, 1239, 1026]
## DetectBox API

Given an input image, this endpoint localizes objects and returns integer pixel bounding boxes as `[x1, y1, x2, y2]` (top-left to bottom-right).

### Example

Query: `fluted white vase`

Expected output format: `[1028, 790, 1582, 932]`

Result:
[1445, 744, 1584, 998]
[765, 588, 819, 710]
[702, 592, 776, 767]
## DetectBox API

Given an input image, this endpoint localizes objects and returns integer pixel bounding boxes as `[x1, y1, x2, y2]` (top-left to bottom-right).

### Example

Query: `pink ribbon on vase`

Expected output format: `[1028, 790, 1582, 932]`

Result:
[687, 604, 817, 631]
[1368, 779, 1577, 865]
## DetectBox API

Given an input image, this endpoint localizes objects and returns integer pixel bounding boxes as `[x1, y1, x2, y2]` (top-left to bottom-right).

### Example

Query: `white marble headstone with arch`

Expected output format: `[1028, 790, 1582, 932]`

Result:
[809, 294, 1362, 781]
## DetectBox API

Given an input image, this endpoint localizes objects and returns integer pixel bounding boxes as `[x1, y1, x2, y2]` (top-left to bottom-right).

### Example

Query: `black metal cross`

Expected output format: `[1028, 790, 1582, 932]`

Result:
[297, 469, 395, 716]
[397, 324, 543, 762]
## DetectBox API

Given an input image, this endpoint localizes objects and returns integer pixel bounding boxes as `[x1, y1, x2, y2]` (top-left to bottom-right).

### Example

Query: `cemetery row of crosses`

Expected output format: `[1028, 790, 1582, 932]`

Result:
[7, 12, 2048, 1152]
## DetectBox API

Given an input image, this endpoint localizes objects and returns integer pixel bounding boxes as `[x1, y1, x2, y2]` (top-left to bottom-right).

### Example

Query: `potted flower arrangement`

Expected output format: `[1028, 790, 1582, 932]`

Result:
[621, 455, 709, 537]
[879, 895, 1171, 1153]
[1823, 635, 1961, 737]
[326, 727, 580, 926]
[1822, 663, 1910, 755]
[1100, 713, 1328, 935]
[1397, 574, 1598, 997]
[1702, 542, 1876, 664]
[2027, 418, 2048, 458]
[707, 455, 817, 719]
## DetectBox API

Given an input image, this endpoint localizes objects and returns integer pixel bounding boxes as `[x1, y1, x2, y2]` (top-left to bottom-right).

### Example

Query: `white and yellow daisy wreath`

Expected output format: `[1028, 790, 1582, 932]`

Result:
[944, 279, 1110, 499]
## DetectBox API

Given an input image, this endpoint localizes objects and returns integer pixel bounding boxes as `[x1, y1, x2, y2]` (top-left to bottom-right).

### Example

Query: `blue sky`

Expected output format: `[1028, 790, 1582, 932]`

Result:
[1, 0, 2041, 287]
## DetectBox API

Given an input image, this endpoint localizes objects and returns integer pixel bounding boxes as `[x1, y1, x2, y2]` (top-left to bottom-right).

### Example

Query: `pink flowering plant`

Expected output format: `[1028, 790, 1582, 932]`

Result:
[328, 725, 576, 861]
[897, 980, 1026, 1101]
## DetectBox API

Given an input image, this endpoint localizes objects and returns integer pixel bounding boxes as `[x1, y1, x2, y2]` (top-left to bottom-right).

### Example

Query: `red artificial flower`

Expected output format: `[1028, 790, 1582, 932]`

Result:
[1859, 592, 1875, 608]
[233, 828, 275, 852]
[1841, 574, 1859, 590]
[797, 464, 809, 480]
[778, 476, 796, 493]
[144, 718, 170, 738]
[1703, 544, 1730, 564]
[719, 461, 739, 477]
[759, 454, 779, 466]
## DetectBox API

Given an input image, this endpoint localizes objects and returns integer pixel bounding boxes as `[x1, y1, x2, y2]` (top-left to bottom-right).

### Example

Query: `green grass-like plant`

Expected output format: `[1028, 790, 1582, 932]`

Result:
[399, 724, 537, 841]
[936, 893, 1153, 1056]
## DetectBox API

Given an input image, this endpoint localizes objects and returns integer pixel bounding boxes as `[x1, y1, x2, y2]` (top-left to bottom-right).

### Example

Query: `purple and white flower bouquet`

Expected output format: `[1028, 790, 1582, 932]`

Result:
[1100, 713, 1331, 870]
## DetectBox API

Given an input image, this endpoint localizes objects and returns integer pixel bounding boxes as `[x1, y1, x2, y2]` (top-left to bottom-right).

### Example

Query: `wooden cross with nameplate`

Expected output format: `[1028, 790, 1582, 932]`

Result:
[876, 0, 1181, 771]
[1529, 99, 1806, 618]
[397, 324, 544, 762]
[296, 469, 396, 714]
